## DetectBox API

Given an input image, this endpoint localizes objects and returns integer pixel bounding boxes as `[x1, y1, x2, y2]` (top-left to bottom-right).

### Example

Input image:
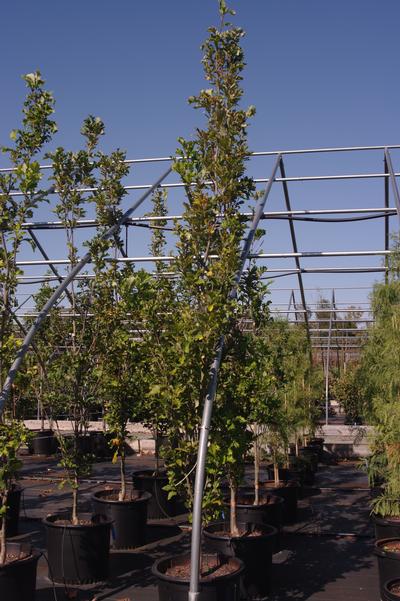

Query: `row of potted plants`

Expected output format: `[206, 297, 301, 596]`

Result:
[0, 2, 327, 600]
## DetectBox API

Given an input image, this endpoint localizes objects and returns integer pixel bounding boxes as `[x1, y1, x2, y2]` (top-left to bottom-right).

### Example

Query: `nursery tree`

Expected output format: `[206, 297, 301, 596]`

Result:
[0, 421, 31, 564]
[0, 72, 56, 396]
[214, 264, 274, 531]
[85, 140, 136, 503]
[40, 118, 133, 522]
[0, 72, 56, 562]
[150, 0, 258, 521]
[139, 188, 178, 471]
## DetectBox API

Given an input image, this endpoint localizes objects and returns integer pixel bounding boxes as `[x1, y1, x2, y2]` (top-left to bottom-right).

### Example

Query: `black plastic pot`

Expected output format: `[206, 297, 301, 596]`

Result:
[43, 512, 112, 584]
[92, 489, 151, 548]
[375, 538, 400, 598]
[383, 578, 400, 600]
[299, 447, 319, 472]
[266, 464, 304, 485]
[0, 542, 40, 601]
[225, 493, 284, 530]
[6, 486, 22, 537]
[31, 429, 54, 456]
[307, 439, 324, 461]
[374, 515, 400, 540]
[204, 521, 277, 599]
[152, 552, 244, 601]
[132, 469, 177, 519]
[90, 431, 112, 459]
[259, 480, 299, 523]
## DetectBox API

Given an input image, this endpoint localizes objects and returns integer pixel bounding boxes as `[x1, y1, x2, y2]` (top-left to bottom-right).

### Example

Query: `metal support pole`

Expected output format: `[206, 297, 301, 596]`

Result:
[325, 292, 334, 426]
[384, 148, 400, 226]
[384, 155, 390, 283]
[0, 167, 172, 413]
[279, 158, 311, 355]
[331, 290, 340, 370]
[188, 154, 281, 601]
[287, 290, 295, 321]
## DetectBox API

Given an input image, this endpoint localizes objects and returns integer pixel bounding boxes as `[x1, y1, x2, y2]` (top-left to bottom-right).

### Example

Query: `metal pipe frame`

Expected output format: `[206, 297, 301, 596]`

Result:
[12, 249, 393, 268]
[15, 207, 398, 230]
[6, 170, 400, 198]
[189, 155, 282, 601]
[279, 158, 311, 349]
[0, 166, 173, 413]
[384, 148, 400, 225]
[2, 142, 400, 175]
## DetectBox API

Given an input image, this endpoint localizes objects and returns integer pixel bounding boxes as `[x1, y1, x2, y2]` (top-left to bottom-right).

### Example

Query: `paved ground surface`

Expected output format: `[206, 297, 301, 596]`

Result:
[11, 453, 379, 600]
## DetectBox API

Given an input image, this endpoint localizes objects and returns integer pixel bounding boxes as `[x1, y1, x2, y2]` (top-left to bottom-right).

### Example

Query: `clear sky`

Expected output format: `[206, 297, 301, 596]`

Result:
[2, 0, 400, 317]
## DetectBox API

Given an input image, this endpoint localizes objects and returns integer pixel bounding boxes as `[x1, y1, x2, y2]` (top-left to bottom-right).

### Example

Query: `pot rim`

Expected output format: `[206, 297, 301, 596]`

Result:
[203, 520, 277, 541]
[375, 537, 400, 558]
[259, 479, 300, 489]
[228, 493, 284, 507]
[92, 489, 151, 505]
[373, 513, 400, 525]
[384, 577, 400, 595]
[0, 542, 41, 570]
[43, 512, 113, 529]
[151, 552, 244, 584]
[132, 469, 167, 480]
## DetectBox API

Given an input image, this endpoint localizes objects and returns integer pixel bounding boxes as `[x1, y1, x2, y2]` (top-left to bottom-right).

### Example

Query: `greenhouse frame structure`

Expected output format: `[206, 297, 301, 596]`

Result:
[1, 142, 400, 599]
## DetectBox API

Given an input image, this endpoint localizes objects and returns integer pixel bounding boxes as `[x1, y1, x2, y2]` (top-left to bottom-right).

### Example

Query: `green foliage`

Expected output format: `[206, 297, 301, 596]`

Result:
[0, 420, 31, 561]
[0, 421, 30, 499]
[142, 3, 258, 522]
[331, 365, 366, 422]
[0, 72, 56, 398]
[360, 234, 400, 516]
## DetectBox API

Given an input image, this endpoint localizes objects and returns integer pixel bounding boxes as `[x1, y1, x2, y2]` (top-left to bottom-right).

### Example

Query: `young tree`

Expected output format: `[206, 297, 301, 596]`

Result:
[0, 71, 56, 563]
[147, 0, 257, 523]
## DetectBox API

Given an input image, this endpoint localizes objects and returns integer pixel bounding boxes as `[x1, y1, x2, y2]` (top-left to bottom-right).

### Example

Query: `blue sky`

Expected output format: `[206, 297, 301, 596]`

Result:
[2, 0, 400, 316]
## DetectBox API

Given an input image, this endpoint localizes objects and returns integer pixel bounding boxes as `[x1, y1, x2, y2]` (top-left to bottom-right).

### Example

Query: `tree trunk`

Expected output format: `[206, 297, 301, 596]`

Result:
[72, 477, 78, 525]
[273, 462, 280, 487]
[0, 493, 7, 565]
[254, 439, 260, 506]
[230, 484, 239, 537]
[119, 448, 126, 502]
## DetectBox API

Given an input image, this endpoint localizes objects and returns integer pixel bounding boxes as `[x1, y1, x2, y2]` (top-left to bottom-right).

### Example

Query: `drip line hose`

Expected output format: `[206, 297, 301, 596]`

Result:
[41, 551, 59, 601]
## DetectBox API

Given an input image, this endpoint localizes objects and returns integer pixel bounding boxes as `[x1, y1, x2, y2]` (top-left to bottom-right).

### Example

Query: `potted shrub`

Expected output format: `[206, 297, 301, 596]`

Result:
[89, 186, 152, 547]
[204, 283, 281, 598]
[40, 117, 118, 584]
[150, 2, 264, 597]
[0, 421, 40, 601]
[0, 72, 56, 600]
[331, 365, 365, 426]
[358, 238, 400, 595]
[360, 241, 400, 542]
[131, 189, 181, 520]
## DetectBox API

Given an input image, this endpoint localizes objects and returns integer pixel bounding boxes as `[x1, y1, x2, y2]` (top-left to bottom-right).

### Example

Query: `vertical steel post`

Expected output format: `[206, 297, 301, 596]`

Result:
[384, 155, 390, 284]
[287, 290, 295, 320]
[384, 148, 400, 225]
[0, 167, 173, 413]
[188, 155, 281, 601]
[324, 291, 334, 426]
